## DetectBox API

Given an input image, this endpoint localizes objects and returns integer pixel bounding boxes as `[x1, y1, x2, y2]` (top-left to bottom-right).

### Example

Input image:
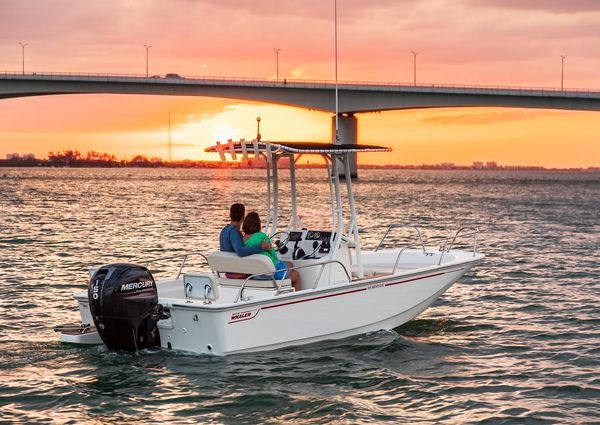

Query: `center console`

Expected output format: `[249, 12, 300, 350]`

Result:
[278, 230, 335, 261]
[275, 229, 353, 289]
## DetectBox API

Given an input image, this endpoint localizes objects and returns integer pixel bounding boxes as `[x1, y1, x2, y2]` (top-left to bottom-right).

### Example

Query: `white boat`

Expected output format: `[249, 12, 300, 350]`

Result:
[56, 140, 483, 355]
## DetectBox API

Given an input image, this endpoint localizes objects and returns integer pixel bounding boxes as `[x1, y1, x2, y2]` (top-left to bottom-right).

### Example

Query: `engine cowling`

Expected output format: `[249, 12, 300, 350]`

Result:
[88, 263, 162, 351]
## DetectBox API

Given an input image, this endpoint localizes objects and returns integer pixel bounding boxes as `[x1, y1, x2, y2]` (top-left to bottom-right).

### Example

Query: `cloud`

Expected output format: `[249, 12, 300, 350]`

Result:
[1, 0, 600, 88]
[463, 0, 600, 13]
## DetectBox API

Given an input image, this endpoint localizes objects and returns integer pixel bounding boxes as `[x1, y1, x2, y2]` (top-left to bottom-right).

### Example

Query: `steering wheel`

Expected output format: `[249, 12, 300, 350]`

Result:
[269, 231, 290, 252]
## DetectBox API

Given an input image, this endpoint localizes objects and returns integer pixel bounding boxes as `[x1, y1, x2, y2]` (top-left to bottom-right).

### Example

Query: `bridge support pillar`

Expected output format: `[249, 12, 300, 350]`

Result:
[332, 113, 358, 178]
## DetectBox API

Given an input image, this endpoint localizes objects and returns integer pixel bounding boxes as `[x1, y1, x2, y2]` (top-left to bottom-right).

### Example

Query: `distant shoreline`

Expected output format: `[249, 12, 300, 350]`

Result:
[0, 160, 598, 172]
[3, 150, 598, 171]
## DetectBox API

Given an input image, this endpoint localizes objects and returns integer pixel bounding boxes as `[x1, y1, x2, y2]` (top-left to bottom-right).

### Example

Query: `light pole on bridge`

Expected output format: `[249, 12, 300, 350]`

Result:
[412, 51, 418, 86]
[18, 42, 27, 75]
[144, 44, 151, 77]
[274, 48, 281, 82]
[560, 55, 565, 91]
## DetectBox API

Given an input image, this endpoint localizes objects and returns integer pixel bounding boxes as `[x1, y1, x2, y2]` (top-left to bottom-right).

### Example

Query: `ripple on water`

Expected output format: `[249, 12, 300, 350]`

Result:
[0, 237, 38, 244]
[0, 168, 599, 423]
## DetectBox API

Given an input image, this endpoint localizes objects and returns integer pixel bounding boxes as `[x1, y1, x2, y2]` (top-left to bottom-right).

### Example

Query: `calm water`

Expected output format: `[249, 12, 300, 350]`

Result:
[0, 168, 598, 424]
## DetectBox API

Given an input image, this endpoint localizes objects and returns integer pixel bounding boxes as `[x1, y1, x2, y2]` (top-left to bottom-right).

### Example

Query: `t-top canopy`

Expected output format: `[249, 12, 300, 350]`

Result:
[205, 140, 392, 156]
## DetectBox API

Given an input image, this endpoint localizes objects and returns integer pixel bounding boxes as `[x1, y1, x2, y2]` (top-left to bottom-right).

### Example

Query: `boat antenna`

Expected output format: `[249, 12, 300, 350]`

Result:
[256, 116, 261, 141]
[168, 109, 172, 162]
[334, 0, 339, 144]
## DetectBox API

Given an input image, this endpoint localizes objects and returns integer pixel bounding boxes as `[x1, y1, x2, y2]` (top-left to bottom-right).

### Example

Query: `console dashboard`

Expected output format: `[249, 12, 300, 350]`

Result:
[279, 230, 335, 260]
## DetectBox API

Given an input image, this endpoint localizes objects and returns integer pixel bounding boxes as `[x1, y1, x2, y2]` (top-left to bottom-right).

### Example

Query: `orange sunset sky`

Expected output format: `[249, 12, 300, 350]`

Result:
[1, 0, 600, 167]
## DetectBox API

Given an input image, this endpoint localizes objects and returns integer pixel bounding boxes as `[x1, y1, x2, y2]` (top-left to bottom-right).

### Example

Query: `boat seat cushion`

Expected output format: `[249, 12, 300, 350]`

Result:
[208, 251, 276, 275]
[208, 251, 292, 289]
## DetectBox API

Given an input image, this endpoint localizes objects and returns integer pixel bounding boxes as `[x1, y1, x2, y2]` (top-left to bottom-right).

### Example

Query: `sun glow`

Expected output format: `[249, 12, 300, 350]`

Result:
[2, 92, 600, 167]
[212, 124, 239, 145]
[165, 104, 330, 161]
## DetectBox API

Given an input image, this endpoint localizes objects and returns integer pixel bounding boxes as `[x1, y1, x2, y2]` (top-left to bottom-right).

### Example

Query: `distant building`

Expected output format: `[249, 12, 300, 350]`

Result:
[485, 161, 498, 169]
[472, 161, 484, 169]
[6, 153, 36, 161]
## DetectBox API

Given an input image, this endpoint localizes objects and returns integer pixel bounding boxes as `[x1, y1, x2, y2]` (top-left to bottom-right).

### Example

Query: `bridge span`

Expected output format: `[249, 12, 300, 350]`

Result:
[2, 72, 600, 176]
[2, 72, 600, 113]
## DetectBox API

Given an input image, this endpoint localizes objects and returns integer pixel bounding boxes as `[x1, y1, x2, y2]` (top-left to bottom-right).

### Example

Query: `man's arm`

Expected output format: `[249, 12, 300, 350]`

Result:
[230, 229, 263, 257]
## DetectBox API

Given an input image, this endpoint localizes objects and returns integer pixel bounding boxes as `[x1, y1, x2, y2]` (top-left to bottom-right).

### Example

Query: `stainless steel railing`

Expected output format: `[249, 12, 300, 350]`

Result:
[437, 227, 479, 265]
[2, 71, 600, 95]
[375, 224, 426, 253]
[391, 245, 416, 275]
[142, 251, 210, 279]
[372, 224, 480, 268]
[234, 259, 351, 303]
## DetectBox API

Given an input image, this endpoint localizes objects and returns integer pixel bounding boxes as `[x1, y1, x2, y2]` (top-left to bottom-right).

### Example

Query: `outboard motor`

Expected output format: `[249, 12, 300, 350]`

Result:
[88, 263, 163, 352]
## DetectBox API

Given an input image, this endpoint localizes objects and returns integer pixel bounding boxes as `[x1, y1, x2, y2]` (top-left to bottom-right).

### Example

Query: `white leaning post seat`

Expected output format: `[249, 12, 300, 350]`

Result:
[207, 252, 292, 290]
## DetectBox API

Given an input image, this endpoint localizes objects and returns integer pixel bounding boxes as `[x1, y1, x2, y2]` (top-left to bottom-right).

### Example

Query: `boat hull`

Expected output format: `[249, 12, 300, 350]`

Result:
[159, 261, 478, 355]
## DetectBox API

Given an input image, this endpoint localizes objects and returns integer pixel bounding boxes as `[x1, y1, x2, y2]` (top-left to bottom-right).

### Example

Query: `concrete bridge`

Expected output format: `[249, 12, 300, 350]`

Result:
[3, 72, 600, 175]
[3, 72, 600, 112]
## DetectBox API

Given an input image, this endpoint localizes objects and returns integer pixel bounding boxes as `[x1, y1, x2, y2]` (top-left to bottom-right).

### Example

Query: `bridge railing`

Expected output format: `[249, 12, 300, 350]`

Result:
[1, 70, 600, 96]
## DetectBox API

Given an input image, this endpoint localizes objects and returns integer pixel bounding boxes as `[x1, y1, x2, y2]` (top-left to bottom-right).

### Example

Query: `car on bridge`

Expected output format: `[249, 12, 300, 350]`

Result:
[164, 73, 184, 79]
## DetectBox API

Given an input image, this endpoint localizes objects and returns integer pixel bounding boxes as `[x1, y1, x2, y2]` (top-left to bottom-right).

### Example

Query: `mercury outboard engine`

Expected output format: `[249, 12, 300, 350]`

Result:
[89, 263, 164, 352]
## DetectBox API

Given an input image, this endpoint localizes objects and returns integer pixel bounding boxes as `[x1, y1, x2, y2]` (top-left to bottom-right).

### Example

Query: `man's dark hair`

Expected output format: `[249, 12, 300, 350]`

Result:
[230, 203, 245, 222]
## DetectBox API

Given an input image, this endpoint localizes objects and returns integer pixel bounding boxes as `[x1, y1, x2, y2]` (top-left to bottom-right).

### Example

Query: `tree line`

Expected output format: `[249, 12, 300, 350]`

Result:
[1, 150, 253, 168]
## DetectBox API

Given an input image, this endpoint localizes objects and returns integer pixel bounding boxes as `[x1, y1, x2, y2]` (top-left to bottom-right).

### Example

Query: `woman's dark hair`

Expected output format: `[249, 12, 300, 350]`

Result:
[230, 203, 245, 222]
[242, 212, 261, 235]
